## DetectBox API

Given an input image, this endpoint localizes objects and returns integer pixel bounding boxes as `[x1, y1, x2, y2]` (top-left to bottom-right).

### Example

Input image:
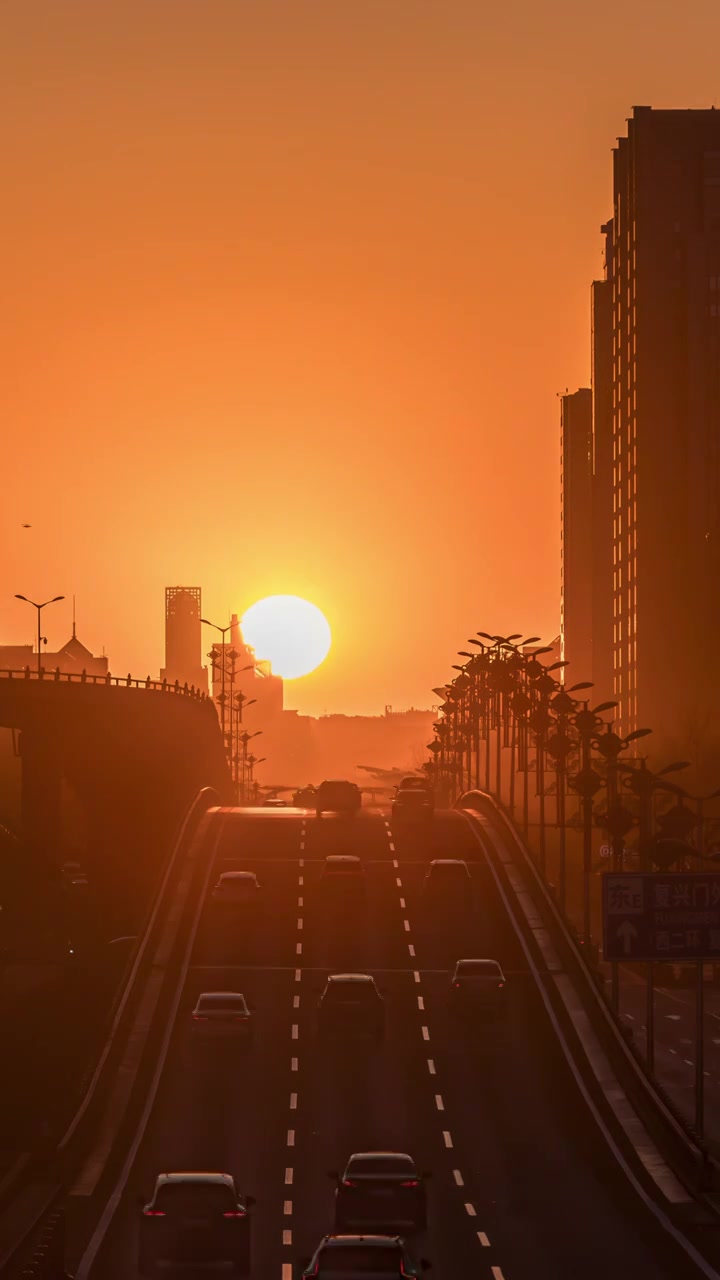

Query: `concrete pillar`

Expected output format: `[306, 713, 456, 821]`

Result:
[20, 724, 63, 873]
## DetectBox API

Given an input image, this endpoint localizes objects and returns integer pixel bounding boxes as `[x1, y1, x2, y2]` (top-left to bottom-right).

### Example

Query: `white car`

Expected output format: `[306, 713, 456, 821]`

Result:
[191, 991, 253, 1041]
[211, 871, 262, 908]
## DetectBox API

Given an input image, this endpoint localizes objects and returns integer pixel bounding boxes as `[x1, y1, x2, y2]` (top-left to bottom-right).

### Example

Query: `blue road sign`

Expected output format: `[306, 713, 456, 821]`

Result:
[602, 873, 720, 961]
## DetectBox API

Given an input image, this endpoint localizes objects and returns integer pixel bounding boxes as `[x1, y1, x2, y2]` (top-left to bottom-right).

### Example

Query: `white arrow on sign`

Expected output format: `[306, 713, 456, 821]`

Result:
[616, 921, 638, 956]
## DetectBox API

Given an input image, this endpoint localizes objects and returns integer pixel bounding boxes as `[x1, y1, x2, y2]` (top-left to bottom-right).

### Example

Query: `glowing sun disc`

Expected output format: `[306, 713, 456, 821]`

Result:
[242, 595, 331, 680]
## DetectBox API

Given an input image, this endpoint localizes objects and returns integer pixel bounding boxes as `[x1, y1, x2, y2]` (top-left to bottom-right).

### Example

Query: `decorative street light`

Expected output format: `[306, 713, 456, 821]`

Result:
[14, 594, 65, 677]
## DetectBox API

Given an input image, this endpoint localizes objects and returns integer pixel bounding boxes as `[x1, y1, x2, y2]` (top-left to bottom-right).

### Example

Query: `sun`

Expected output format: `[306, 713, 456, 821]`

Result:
[241, 595, 331, 680]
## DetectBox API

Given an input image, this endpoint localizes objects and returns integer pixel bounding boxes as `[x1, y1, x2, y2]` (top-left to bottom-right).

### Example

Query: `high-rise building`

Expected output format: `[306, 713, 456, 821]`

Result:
[590, 225, 615, 706]
[560, 388, 593, 681]
[593, 106, 720, 765]
[160, 586, 208, 694]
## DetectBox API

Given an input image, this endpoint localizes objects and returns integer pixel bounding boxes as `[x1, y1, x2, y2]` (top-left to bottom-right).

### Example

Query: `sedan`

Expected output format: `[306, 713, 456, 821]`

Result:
[191, 991, 253, 1042]
[300, 1234, 430, 1278]
[331, 1152, 429, 1233]
[211, 871, 262, 907]
[138, 1172, 254, 1276]
[317, 974, 385, 1041]
[449, 958, 507, 1017]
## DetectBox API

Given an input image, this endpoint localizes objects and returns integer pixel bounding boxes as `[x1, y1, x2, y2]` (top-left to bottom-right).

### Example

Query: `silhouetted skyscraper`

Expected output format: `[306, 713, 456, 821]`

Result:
[590, 224, 615, 706]
[560, 388, 593, 682]
[593, 106, 720, 764]
[160, 586, 208, 694]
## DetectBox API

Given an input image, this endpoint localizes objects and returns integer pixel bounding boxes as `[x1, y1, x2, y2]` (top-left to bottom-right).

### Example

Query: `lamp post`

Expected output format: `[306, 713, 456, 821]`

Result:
[14, 595, 65, 677]
[200, 618, 234, 743]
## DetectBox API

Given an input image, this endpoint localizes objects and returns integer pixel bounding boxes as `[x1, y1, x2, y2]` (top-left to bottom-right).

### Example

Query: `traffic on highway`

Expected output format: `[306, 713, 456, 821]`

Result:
[65, 798, 708, 1279]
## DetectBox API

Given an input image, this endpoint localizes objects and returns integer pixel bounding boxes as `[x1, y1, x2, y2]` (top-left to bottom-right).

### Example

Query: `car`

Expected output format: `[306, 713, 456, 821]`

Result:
[191, 991, 253, 1041]
[398, 777, 431, 792]
[211, 871, 262, 907]
[420, 859, 472, 897]
[449, 959, 507, 1016]
[294, 785, 317, 807]
[316, 780, 362, 818]
[320, 855, 366, 886]
[318, 974, 385, 1040]
[300, 1234, 430, 1278]
[263, 797, 287, 808]
[391, 785, 433, 824]
[137, 1172, 255, 1276]
[331, 1152, 429, 1233]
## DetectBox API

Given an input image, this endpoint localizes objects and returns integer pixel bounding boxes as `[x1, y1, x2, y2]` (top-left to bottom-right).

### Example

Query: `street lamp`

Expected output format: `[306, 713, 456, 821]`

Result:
[200, 618, 234, 741]
[14, 594, 65, 677]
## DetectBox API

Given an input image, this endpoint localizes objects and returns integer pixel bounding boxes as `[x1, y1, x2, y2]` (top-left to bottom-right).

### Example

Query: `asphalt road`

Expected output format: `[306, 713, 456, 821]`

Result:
[74, 807, 708, 1279]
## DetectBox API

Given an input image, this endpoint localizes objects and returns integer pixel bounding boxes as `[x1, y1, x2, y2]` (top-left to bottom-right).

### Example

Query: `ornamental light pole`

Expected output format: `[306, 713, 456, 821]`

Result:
[201, 618, 234, 743]
[14, 594, 65, 677]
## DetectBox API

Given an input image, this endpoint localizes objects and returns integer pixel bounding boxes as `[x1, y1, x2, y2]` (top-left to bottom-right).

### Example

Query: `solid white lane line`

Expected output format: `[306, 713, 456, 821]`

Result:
[428, 1059, 436, 1075]
[297, 918, 303, 930]
[400, 897, 406, 909]
[453, 1169, 464, 1186]
[413, 971, 421, 983]
[291, 1057, 298, 1071]
[283, 1230, 292, 1246]
[404, 919, 411, 932]
[478, 1232, 490, 1247]
[293, 995, 300, 1008]
[422, 1026, 430, 1041]
[418, 996, 425, 1010]
[287, 1130, 295, 1146]
[408, 944, 416, 956]
[296, 942, 302, 955]
[290, 1092, 297, 1110]
[443, 1131, 453, 1148]
[295, 969, 301, 982]
[435, 1094, 445, 1111]
[292, 1024, 299, 1039]
[465, 1202, 477, 1217]
[285, 1168, 293, 1184]
[283, 1200, 292, 1215]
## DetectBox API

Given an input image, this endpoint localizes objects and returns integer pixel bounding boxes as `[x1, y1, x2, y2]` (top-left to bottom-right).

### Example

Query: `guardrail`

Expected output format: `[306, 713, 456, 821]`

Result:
[456, 789, 715, 1191]
[0, 786, 219, 1275]
[0, 668, 209, 699]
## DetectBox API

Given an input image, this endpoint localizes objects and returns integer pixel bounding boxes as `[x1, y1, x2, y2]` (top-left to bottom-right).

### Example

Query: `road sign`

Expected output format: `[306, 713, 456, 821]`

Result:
[602, 873, 720, 960]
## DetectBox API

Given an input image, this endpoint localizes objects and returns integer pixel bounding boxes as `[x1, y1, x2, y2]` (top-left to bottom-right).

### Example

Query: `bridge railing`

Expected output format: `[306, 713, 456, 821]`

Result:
[0, 668, 209, 700]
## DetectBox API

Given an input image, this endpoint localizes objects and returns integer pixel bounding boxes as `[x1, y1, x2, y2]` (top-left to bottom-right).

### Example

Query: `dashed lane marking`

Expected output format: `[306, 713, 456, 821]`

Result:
[422, 1026, 430, 1041]
[478, 1232, 490, 1247]
[418, 996, 425, 1010]
[400, 897, 406, 909]
[404, 920, 411, 932]
[291, 1057, 298, 1071]
[287, 1130, 295, 1146]
[396, 877, 402, 887]
[293, 995, 300, 1008]
[413, 971, 421, 983]
[282, 1264, 292, 1279]
[299, 858, 304, 867]
[408, 944, 416, 957]
[295, 969, 301, 981]
[292, 1024, 299, 1039]
[299, 875, 304, 886]
[453, 1170, 464, 1185]
[428, 1059, 436, 1075]
[393, 859, 399, 868]
[465, 1202, 477, 1217]
[389, 842, 395, 852]
[290, 1092, 298, 1110]
[491, 1268, 505, 1279]
[283, 1200, 292, 1215]
[285, 1168, 293, 1184]
[296, 942, 302, 955]
[298, 896, 303, 907]
[435, 1094, 445, 1111]
[297, 918, 304, 930]
[443, 1131, 453, 1148]
[283, 1230, 292, 1245]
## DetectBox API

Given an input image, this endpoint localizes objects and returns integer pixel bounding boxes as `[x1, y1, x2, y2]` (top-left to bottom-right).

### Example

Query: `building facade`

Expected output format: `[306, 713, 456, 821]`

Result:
[594, 106, 720, 770]
[560, 388, 593, 682]
[160, 586, 208, 694]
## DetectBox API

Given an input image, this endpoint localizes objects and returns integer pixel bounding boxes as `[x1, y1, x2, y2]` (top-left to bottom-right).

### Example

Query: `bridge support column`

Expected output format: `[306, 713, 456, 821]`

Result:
[20, 725, 63, 872]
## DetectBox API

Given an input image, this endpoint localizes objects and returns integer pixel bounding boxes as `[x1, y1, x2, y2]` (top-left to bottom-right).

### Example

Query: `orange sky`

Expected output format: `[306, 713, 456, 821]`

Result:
[2, 1, 719, 715]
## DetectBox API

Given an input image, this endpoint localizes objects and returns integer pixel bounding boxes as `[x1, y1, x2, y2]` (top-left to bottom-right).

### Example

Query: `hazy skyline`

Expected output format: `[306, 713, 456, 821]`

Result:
[3, 0, 720, 715]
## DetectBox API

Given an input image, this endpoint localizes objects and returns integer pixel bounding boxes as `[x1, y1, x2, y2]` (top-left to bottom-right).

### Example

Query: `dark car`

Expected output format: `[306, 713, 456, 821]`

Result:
[138, 1172, 254, 1276]
[420, 860, 471, 897]
[331, 1152, 429, 1233]
[391, 787, 433, 824]
[320, 856, 367, 888]
[318, 974, 385, 1040]
[191, 991, 254, 1044]
[316, 780, 362, 818]
[449, 958, 507, 1017]
[300, 1234, 430, 1278]
[211, 871, 262, 909]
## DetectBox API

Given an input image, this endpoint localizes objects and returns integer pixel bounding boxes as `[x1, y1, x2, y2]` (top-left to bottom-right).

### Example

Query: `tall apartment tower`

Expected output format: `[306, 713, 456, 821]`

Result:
[560, 388, 593, 681]
[595, 106, 720, 765]
[160, 586, 208, 694]
[590, 222, 615, 706]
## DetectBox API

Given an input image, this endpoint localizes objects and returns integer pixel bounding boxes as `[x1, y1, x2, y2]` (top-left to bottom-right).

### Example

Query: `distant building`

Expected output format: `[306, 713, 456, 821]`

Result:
[560, 388, 593, 682]
[591, 106, 720, 767]
[0, 626, 108, 677]
[160, 586, 208, 694]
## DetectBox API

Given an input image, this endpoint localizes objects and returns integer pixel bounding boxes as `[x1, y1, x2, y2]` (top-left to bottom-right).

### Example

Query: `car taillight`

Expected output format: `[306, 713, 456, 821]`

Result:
[342, 1178, 358, 1187]
[192, 1015, 209, 1021]
[143, 1209, 165, 1216]
[498, 982, 505, 989]
[453, 982, 460, 988]
[223, 1209, 246, 1217]
[399, 1179, 419, 1187]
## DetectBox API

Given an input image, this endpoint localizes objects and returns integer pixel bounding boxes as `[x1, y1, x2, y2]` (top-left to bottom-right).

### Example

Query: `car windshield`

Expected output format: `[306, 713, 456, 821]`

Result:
[319, 1247, 401, 1273]
[347, 1155, 414, 1174]
[219, 877, 255, 891]
[430, 863, 468, 877]
[458, 961, 502, 976]
[154, 1183, 236, 1213]
[197, 994, 247, 1011]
